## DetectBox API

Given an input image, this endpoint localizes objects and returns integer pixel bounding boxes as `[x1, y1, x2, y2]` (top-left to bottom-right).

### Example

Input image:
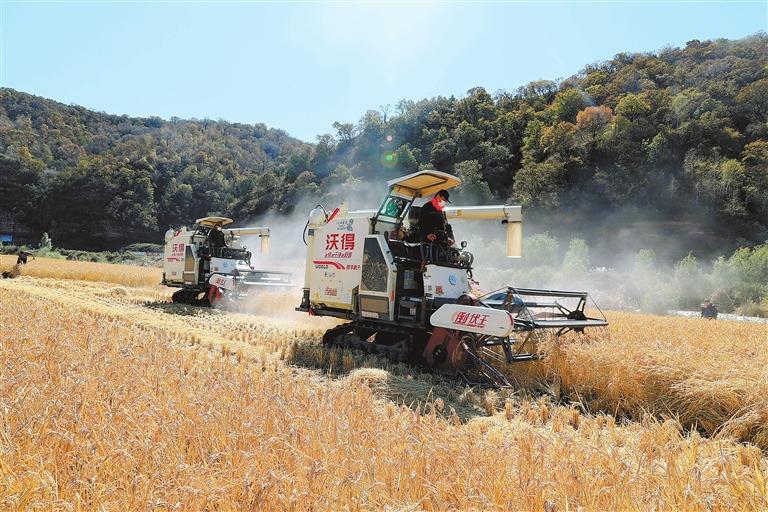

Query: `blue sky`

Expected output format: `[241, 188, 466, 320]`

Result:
[1, 1, 765, 142]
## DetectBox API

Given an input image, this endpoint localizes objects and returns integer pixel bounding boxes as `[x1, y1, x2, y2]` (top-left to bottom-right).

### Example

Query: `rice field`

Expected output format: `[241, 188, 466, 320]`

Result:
[0, 255, 161, 287]
[541, 311, 768, 449]
[0, 258, 766, 510]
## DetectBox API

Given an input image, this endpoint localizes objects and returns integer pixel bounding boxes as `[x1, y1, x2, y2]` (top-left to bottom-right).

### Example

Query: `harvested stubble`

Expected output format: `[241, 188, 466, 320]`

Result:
[541, 311, 768, 449]
[1, 290, 767, 510]
[287, 340, 513, 421]
[0, 276, 330, 369]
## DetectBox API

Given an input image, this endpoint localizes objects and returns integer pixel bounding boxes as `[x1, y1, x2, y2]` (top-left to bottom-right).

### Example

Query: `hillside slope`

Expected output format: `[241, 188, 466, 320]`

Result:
[1, 33, 766, 252]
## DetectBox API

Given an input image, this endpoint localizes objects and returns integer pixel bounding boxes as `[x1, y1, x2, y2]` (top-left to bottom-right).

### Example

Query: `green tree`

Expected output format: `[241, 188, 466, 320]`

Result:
[523, 232, 559, 267]
[562, 238, 590, 274]
[615, 93, 652, 121]
[540, 121, 580, 163]
[394, 144, 419, 173]
[736, 78, 768, 124]
[457, 87, 496, 124]
[454, 121, 484, 161]
[549, 89, 588, 122]
[291, 170, 322, 204]
[332, 121, 355, 143]
[716, 244, 768, 304]
[322, 164, 361, 206]
[633, 249, 657, 274]
[512, 157, 567, 208]
[39, 232, 53, 254]
[0, 154, 45, 223]
[430, 139, 457, 170]
[454, 160, 493, 203]
[673, 253, 709, 309]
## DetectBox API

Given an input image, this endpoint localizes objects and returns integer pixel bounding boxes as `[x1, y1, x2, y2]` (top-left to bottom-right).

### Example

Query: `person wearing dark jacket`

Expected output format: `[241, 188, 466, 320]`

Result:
[419, 189, 454, 246]
[701, 300, 718, 319]
[16, 251, 34, 265]
[208, 222, 227, 250]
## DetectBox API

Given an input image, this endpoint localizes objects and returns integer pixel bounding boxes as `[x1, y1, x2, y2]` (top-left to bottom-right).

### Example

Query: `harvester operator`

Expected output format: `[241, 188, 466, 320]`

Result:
[208, 222, 227, 250]
[419, 189, 454, 247]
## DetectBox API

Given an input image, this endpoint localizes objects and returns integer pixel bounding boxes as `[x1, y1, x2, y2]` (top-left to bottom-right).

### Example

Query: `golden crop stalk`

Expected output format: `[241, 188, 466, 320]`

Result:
[0, 258, 766, 510]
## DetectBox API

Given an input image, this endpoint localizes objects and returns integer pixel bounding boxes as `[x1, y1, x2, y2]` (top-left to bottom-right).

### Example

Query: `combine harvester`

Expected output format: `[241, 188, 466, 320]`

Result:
[297, 170, 607, 387]
[163, 216, 292, 306]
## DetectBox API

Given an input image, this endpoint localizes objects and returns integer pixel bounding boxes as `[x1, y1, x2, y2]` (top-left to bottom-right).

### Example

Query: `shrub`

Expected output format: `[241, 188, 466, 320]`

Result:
[562, 238, 590, 275]
[524, 232, 560, 268]
[38, 233, 53, 256]
[735, 300, 768, 318]
[641, 281, 681, 315]
[673, 253, 710, 309]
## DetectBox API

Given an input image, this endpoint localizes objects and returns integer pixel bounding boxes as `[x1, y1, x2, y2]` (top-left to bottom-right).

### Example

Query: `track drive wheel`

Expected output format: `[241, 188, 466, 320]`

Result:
[171, 289, 192, 304]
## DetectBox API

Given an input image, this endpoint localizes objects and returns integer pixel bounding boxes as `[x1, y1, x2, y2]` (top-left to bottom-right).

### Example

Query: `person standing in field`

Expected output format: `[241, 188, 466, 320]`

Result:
[16, 251, 34, 265]
[701, 300, 718, 319]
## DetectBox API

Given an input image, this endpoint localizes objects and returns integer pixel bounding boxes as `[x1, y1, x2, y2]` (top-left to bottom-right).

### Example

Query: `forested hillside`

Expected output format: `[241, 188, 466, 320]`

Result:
[1, 33, 766, 252]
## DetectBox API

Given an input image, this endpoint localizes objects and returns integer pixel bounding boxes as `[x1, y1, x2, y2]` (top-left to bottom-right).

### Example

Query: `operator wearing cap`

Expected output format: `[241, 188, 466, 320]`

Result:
[419, 189, 454, 246]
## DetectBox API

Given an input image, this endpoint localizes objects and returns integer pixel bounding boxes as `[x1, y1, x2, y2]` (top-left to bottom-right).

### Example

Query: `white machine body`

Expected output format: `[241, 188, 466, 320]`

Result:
[430, 304, 515, 337]
[301, 170, 523, 319]
[423, 264, 470, 300]
[308, 213, 371, 308]
[209, 273, 237, 291]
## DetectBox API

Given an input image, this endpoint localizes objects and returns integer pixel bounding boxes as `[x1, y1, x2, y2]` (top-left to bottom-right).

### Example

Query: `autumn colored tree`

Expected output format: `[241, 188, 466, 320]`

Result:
[576, 105, 613, 152]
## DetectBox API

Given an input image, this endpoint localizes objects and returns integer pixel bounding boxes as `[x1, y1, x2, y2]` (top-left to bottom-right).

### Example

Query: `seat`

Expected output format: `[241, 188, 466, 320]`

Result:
[386, 239, 422, 265]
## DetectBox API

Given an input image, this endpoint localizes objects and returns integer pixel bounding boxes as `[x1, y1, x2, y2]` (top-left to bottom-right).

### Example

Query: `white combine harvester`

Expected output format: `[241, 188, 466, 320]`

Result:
[162, 216, 291, 306]
[297, 170, 607, 386]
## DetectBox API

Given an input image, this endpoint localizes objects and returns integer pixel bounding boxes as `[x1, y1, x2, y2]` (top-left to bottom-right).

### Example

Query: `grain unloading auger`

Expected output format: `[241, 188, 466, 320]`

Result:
[162, 216, 292, 306]
[296, 170, 607, 387]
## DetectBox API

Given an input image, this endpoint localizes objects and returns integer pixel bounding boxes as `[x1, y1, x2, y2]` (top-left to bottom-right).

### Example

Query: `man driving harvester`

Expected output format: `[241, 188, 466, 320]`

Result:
[419, 189, 455, 247]
[208, 221, 227, 253]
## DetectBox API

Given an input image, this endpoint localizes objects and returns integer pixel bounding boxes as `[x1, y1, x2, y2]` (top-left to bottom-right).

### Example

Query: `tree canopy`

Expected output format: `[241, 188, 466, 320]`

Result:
[1, 33, 766, 251]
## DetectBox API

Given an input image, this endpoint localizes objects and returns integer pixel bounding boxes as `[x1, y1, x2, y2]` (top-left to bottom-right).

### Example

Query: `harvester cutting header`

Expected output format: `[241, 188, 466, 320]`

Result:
[297, 170, 607, 387]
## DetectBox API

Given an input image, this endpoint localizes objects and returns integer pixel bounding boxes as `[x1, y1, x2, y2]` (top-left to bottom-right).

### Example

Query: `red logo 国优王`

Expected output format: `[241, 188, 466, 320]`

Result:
[452, 311, 489, 328]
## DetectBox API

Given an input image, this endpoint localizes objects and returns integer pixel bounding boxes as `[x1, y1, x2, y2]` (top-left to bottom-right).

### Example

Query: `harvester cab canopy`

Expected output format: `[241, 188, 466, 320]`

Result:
[375, 170, 461, 234]
[195, 216, 234, 227]
[387, 170, 461, 198]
